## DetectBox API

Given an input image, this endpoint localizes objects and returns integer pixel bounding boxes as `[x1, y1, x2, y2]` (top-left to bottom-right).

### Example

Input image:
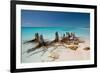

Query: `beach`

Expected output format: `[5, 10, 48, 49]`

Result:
[21, 27, 90, 63]
[54, 39, 90, 62]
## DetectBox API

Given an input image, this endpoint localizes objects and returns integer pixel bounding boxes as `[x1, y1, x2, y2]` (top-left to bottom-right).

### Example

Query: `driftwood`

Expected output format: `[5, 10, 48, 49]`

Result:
[26, 35, 55, 56]
[83, 47, 90, 50]
[23, 33, 39, 44]
[23, 32, 85, 56]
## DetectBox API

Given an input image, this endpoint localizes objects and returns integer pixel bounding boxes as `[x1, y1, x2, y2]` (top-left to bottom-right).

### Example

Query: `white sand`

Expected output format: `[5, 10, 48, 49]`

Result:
[22, 38, 90, 63]
[47, 39, 90, 62]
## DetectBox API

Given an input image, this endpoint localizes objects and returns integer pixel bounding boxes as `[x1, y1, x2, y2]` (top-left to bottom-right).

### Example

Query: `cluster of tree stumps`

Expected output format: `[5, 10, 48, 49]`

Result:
[23, 32, 85, 56]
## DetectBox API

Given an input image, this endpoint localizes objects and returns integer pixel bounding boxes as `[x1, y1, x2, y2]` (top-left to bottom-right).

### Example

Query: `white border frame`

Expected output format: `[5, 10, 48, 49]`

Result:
[16, 4, 94, 69]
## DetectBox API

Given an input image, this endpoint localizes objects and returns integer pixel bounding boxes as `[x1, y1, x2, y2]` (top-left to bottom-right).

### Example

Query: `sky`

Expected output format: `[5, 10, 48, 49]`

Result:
[21, 10, 90, 28]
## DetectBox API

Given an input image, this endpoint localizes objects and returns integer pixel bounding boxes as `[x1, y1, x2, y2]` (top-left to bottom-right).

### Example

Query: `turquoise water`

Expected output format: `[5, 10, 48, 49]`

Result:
[22, 27, 90, 41]
[21, 27, 90, 63]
